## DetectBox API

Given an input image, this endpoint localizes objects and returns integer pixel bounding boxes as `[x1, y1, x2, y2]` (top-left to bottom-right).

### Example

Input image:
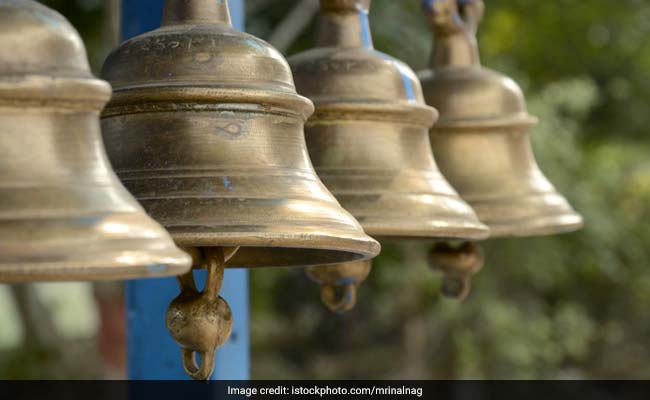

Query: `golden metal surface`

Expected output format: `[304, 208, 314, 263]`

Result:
[291, 0, 489, 242]
[291, 0, 489, 311]
[429, 242, 483, 301]
[100, 0, 380, 269]
[306, 260, 371, 313]
[0, 0, 192, 282]
[418, 0, 583, 237]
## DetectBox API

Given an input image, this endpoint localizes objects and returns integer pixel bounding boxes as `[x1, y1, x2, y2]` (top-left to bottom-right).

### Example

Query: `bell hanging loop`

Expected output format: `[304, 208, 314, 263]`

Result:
[423, 0, 481, 68]
[458, 0, 485, 35]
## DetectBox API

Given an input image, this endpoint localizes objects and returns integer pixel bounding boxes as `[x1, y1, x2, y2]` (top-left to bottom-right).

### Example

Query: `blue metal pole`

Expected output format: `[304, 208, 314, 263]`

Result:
[121, 0, 249, 381]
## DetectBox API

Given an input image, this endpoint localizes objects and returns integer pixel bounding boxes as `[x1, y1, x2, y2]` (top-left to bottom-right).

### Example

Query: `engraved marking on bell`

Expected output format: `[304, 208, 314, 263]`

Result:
[214, 120, 249, 139]
[294, 59, 379, 73]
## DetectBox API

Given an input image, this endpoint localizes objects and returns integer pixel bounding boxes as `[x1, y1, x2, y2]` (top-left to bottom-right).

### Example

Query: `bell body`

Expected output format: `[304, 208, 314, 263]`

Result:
[289, 0, 489, 242]
[418, 0, 583, 237]
[101, 0, 380, 267]
[0, 0, 192, 281]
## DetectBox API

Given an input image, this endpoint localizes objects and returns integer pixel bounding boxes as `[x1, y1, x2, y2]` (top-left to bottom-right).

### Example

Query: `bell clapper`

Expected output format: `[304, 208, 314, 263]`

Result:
[165, 247, 238, 381]
[306, 260, 372, 314]
[428, 242, 484, 301]
[320, 281, 359, 314]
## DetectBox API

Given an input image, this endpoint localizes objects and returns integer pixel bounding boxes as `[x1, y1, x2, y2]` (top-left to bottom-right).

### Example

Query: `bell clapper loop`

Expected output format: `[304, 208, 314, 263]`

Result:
[181, 348, 216, 382]
[166, 247, 238, 381]
[320, 282, 359, 314]
[428, 242, 484, 301]
[306, 260, 371, 314]
[441, 273, 471, 301]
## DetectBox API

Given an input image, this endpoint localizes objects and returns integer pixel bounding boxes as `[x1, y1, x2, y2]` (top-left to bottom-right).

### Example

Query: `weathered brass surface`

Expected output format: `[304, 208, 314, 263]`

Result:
[0, 0, 192, 282]
[419, 0, 583, 237]
[166, 247, 235, 380]
[101, 0, 380, 380]
[100, 0, 380, 269]
[429, 242, 483, 301]
[291, 0, 489, 242]
[290, 0, 489, 311]
[306, 260, 371, 313]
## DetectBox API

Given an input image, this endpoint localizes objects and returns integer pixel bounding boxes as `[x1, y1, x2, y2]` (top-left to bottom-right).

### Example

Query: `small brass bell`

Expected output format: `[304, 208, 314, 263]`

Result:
[419, 0, 583, 237]
[101, 0, 379, 379]
[0, 0, 192, 282]
[290, 0, 490, 310]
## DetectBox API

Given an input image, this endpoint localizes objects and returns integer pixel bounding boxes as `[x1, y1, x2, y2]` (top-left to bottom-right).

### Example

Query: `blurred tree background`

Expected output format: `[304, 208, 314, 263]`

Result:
[1, 0, 649, 379]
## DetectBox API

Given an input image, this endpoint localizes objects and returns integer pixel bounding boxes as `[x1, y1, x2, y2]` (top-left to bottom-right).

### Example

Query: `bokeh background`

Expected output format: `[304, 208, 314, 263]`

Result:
[1, 0, 649, 379]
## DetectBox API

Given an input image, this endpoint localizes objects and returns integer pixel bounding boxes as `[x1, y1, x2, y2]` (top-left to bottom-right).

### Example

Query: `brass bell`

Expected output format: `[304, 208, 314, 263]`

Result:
[100, 0, 379, 379]
[419, 0, 583, 237]
[101, 0, 378, 269]
[0, 0, 192, 282]
[290, 0, 489, 309]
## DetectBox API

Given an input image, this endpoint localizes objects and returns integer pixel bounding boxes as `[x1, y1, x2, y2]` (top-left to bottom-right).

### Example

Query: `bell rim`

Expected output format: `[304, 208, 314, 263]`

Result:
[364, 223, 490, 242]
[168, 230, 381, 268]
[0, 250, 192, 283]
[481, 213, 584, 238]
[431, 114, 539, 130]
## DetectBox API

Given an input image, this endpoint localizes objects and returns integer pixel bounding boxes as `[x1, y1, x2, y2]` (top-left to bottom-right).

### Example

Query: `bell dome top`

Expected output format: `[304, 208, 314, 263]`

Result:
[289, 0, 436, 127]
[419, 67, 535, 128]
[102, 0, 312, 119]
[418, 0, 536, 128]
[0, 0, 109, 106]
[0, 0, 91, 77]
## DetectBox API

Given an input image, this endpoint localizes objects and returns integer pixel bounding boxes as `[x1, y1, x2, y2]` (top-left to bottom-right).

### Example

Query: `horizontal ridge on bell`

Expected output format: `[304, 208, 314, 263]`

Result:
[418, 0, 583, 237]
[0, 0, 192, 282]
[100, 0, 380, 268]
[289, 0, 489, 241]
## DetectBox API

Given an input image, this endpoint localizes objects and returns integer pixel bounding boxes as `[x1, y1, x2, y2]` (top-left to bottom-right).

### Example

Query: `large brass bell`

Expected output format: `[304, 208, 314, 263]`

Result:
[419, 0, 583, 237]
[100, 0, 379, 380]
[290, 0, 490, 310]
[0, 0, 192, 282]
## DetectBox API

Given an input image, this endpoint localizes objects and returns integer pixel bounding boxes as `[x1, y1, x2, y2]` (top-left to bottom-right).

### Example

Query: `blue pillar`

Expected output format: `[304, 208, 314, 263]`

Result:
[122, 0, 250, 381]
